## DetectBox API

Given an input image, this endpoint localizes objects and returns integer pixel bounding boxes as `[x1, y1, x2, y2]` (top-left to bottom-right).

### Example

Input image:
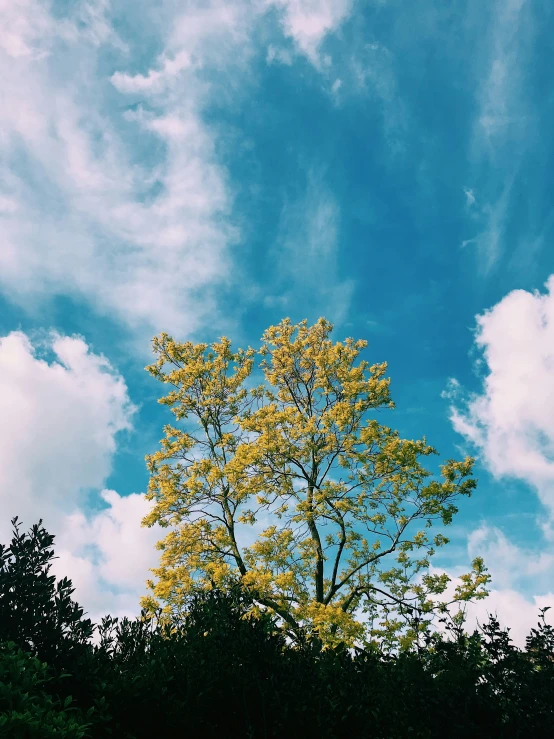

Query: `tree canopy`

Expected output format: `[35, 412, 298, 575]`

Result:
[142, 317, 489, 650]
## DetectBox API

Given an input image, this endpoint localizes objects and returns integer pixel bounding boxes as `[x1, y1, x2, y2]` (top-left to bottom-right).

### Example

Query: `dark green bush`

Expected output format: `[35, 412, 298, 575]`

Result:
[0, 518, 93, 670]
[2, 518, 553, 738]
[0, 641, 91, 738]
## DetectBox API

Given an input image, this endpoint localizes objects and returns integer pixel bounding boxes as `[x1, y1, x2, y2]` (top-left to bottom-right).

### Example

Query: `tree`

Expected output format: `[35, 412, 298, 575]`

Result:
[142, 317, 489, 650]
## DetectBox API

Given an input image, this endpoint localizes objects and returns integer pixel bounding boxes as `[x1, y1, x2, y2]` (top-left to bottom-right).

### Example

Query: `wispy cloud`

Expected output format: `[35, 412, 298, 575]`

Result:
[0, 1, 245, 344]
[463, 187, 476, 207]
[348, 41, 407, 153]
[0, 0, 356, 347]
[473, 0, 531, 153]
[463, 0, 535, 273]
[459, 179, 513, 273]
[267, 0, 353, 67]
[266, 170, 354, 323]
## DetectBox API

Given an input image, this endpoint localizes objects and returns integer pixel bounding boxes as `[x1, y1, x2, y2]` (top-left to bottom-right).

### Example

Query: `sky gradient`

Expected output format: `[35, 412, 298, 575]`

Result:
[1, 0, 554, 646]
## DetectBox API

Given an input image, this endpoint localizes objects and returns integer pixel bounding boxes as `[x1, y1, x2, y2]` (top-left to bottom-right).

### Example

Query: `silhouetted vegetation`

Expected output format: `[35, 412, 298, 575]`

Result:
[1, 518, 553, 738]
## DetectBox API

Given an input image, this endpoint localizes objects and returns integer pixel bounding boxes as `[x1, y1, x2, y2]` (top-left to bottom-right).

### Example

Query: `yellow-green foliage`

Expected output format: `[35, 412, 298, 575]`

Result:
[142, 318, 489, 651]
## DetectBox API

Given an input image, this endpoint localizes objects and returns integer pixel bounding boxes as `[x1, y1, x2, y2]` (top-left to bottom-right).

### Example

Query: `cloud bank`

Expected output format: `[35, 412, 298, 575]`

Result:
[0, 329, 160, 619]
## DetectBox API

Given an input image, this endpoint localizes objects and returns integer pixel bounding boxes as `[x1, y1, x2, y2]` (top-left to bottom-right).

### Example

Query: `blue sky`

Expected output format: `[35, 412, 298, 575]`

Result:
[1, 0, 554, 644]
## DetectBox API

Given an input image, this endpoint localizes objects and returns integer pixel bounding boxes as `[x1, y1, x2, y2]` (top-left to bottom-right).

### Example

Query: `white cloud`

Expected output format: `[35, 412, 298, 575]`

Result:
[267, 0, 353, 66]
[0, 0, 60, 60]
[422, 519, 554, 649]
[440, 279, 554, 645]
[0, 330, 161, 619]
[446, 277, 554, 531]
[0, 330, 135, 536]
[467, 524, 554, 591]
[467, 589, 554, 649]
[52, 489, 163, 621]
[425, 554, 554, 650]
[111, 50, 194, 95]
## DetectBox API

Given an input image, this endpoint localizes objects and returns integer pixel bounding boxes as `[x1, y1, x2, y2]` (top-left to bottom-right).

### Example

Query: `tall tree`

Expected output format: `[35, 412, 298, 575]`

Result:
[142, 318, 489, 650]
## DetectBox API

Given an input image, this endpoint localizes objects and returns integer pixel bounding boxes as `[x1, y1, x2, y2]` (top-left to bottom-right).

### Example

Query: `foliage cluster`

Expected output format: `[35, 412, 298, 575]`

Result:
[1, 518, 554, 738]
